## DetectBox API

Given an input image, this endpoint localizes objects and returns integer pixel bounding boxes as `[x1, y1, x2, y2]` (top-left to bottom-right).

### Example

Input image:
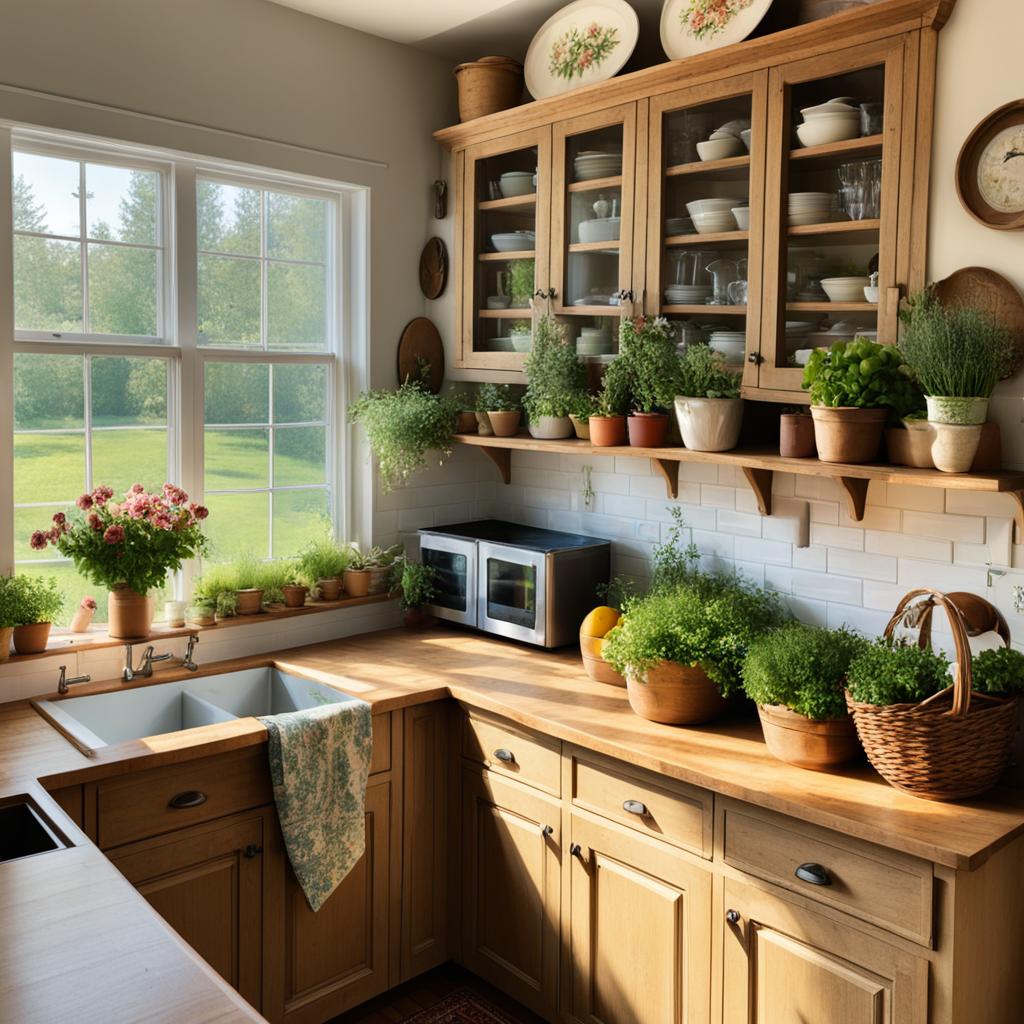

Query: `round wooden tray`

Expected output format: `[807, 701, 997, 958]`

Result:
[419, 237, 448, 300]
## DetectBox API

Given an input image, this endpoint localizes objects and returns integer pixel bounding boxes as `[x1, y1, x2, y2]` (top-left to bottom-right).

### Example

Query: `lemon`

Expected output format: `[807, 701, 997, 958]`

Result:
[580, 606, 621, 639]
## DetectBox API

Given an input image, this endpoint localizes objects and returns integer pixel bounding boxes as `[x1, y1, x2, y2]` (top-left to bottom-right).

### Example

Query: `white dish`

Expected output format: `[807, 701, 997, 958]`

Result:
[499, 171, 535, 198]
[697, 137, 744, 161]
[686, 197, 743, 215]
[660, 0, 774, 60]
[740, 128, 752, 151]
[796, 119, 861, 148]
[510, 333, 533, 352]
[491, 231, 536, 252]
[789, 191, 835, 203]
[691, 212, 738, 234]
[715, 118, 752, 138]
[486, 295, 512, 309]
[821, 276, 870, 302]
[801, 101, 859, 118]
[864, 286, 880, 303]
[788, 210, 833, 227]
[710, 339, 745, 363]
[578, 216, 622, 243]
[731, 206, 750, 230]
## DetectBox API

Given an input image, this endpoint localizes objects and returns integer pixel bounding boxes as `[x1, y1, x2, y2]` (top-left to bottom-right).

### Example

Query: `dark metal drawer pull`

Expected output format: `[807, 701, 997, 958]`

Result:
[795, 862, 832, 887]
[622, 799, 648, 816]
[493, 748, 516, 764]
[243, 844, 263, 859]
[168, 790, 207, 810]
[726, 909, 741, 925]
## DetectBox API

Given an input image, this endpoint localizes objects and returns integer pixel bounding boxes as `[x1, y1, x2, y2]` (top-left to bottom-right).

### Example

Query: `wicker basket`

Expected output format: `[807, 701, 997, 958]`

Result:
[846, 588, 1020, 801]
[454, 56, 523, 122]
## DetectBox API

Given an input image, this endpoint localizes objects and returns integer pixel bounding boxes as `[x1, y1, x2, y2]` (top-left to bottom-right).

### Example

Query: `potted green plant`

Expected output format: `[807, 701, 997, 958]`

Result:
[31, 484, 208, 640]
[509, 319, 533, 353]
[508, 258, 535, 309]
[185, 598, 216, 627]
[231, 555, 268, 615]
[619, 316, 678, 447]
[779, 407, 815, 458]
[281, 563, 309, 608]
[448, 387, 478, 435]
[478, 382, 521, 437]
[672, 344, 743, 452]
[742, 624, 867, 770]
[899, 292, 1013, 472]
[192, 564, 242, 619]
[523, 315, 586, 439]
[589, 354, 631, 447]
[350, 379, 458, 492]
[0, 575, 21, 661]
[399, 560, 440, 629]
[343, 543, 403, 598]
[802, 339, 921, 464]
[295, 536, 351, 601]
[568, 391, 597, 440]
[8, 575, 64, 655]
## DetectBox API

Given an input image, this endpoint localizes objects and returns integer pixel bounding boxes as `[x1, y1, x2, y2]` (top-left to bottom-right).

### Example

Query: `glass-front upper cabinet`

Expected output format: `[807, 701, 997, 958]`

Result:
[459, 127, 552, 369]
[755, 37, 909, 395]
[646, 73, 769, 388]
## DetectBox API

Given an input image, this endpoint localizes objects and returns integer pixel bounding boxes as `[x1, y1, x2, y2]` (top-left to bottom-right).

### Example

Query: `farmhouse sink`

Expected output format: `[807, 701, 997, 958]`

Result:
[34, 667, 359, 754]
[0, 799, 68, 863]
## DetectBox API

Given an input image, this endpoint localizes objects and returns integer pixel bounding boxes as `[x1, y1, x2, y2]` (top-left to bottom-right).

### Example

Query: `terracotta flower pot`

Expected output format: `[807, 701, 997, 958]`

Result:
[627, 412, 669, 448]
[809, 406, 887, 464]
[475, 411, 494, 437]
[317, 577, 342, 601]
[0, 625, 13, 662]
[674, 397, 744, 452]
[528, 415, 574, 439]
[887, 420, 934, 468]
[589, 415, 627, 447]
[343, 569, 372, 598]
[236, 588, 263, 615]
[488, 410, 521, 437]
[282, 584, 309, 608]
[455, 411, 478, 434]
[931, 422, 983, 474]
[107, 586, 154, 640]
[12, 621, 52, 656]
[757, 704, 861, 771]
[625, 661, 727, 725]
[403, 608, 437, 630]
[569, 414, 591, 440]
[579, 633, 626, 688]
[779, 413, 816, 458]
[367, 567, 393, 595]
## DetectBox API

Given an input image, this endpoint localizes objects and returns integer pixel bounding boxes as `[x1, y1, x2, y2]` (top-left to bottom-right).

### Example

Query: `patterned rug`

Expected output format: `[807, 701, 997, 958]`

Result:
[403, 989, 525, 1024]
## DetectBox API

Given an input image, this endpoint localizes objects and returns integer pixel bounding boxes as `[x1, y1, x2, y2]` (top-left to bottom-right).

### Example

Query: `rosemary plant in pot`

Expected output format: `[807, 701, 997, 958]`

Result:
[899, 292, 1014, 472]
[673, 344, 743, 452]
[478, 382, 521, 437]
[589, 354, 631, 447]
[522, 316, 586, 440]
[620, 316, 679, 447]
[31, 484, 208, 640]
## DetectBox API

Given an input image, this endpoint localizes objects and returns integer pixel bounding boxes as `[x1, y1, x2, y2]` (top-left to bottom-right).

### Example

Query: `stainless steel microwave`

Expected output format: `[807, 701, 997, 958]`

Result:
[418, 521, 610, 648]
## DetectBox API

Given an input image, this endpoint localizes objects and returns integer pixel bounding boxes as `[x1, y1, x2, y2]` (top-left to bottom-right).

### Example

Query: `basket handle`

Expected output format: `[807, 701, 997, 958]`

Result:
[883, 588, 974, 718]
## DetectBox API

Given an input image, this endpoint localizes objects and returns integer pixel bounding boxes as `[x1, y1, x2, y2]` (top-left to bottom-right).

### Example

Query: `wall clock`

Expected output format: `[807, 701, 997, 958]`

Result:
[955, 99, 1024, 230]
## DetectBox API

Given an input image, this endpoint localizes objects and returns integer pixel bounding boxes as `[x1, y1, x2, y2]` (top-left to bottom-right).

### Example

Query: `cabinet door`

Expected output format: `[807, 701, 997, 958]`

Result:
[461, 766, 561, 1019]
[460, 126, 552, 370]
[566, 813, 712, 1024]
[108, 809, 270, 1012]
[721, 878, 928, 1024]
[756, 35, 913, 396]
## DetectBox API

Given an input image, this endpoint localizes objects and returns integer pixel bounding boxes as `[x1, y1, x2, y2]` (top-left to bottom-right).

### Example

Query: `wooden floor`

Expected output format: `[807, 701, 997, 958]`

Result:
[328, 964, 544, 1023]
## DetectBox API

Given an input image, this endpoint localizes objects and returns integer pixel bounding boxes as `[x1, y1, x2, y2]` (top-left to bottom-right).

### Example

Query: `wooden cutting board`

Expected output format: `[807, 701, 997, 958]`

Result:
[396, 317, 445, 393]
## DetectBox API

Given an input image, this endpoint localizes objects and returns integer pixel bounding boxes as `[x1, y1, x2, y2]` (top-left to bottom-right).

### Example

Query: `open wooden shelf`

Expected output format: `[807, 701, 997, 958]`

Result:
[454, 432, 1024, 534]
[478, 193, 537, 212]
[568, 174, 623, 192]
[666, 229, 749, 246]
[666, 154, 751, 177]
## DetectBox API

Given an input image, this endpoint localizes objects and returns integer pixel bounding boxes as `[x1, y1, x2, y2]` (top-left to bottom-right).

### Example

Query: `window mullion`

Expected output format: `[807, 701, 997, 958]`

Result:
[79, 160, 90, 335]
[0, 127, 14, 574]
[83, 355, 93, 493]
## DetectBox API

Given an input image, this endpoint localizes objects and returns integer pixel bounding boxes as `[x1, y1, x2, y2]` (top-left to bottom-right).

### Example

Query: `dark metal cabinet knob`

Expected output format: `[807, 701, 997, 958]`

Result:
[622, 799, 648, 816]
[570, 843, 585, 860]
[795, 862, 832, 887]
[546, 287, 558, 300]
[747, 352, 763, 364]
[493, 748, 516, 764]
[542, 824, 554, 838]
[168, 790, 207, 810]
[726, 909, 741, 925]
[243, 844, 263, 859]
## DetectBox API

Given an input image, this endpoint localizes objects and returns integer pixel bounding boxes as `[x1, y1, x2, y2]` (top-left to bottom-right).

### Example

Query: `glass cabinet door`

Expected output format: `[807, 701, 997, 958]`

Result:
[756, 37, 909, 394]
[646, 73, 768, 390]
[461, 127, 552, 369]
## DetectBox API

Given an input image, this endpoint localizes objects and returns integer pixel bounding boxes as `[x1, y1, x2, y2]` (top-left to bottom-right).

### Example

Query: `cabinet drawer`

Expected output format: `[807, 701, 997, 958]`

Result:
[720, 799, 934, 946]
[98, 747, 272, 849]
[461, 709, 561, 796]
[570, 750, 713, 859]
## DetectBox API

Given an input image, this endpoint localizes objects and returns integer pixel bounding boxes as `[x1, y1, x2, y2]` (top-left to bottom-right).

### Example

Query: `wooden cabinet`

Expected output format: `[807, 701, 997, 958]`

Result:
[565, 812, 712, 1024]
[721, 877, 928, 1024]
[461, 766, 561, 1018]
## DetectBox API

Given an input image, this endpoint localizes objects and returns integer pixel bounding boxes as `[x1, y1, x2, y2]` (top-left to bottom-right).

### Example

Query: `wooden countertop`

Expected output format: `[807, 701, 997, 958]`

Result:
[3, 624, 1024, 1022]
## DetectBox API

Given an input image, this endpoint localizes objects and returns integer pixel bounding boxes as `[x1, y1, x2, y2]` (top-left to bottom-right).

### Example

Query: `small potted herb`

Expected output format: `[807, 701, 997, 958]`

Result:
[447, 387, 478, 435]
[295, 536, 351, 601]
[231, 555, 268, 615]
[568, 391, 597, 440]
[742, 624, 867, 770]
[281, 563, 309, 608]
[589, 355, 630, 447]
[779, 407, 815, 459]
[523, 316, 586, 439]
[192, 564, 243, 619]
[186, 598, 216, 627]
[0, 576, 21, 661]
[9, 575, 64, 655]
[400, 560, 440, 629]
[478, 382, 521, 437]
[620, 316, 678, 447]
[344, 544, 403, 598]
[673, 344, 743, 452]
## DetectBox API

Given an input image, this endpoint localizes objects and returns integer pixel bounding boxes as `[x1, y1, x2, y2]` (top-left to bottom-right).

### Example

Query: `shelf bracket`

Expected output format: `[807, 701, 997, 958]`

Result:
[838, 477, 870, 522]
[650, 459, 679, 499]
[1009, 491, 1024, 545]
[478, 446, 512, 485]
[741, 468, 773, 517]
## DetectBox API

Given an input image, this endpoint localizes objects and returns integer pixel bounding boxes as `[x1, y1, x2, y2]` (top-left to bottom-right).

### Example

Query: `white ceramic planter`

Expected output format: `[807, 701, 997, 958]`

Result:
[931, 423, 983, 473]
[926, 395, 989, 425]
[528, 415, 573, 440]
[673, 396, 743, 452]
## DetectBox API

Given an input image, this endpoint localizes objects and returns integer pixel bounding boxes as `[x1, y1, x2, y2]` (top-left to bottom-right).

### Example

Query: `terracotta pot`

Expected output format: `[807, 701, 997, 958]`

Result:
[0, 625, 12, 662]
[569, 414, 591, 440]
[403, 608, 438, 630]
[236, 588, 263, 615]
[488, 410, 521, 437]
[887, 420, 934, 468]
[809, 406, 887, 464]
[779, 413, 816, 458]
[674, 397, 743, 452]
[528, 415, 574, 439]
[456, 411, 478, 434]
[580, 633, 626, 688]
[589, 415, 627, 447]
[931, 422, 983, 474]
[627, 412, 669, 448]
[925, 395, 988, 426]
[107, 587, 155, 640]
[475, 411, 494, 437]
[757, 704, 861, 771]
[317, 577, 342, 601]
[282, 584, 309, 608]
[12, 621, 52, 656]
[343, 569, 372, 598]
[625, 661, 727, 725]
[367, 567, 394, 595]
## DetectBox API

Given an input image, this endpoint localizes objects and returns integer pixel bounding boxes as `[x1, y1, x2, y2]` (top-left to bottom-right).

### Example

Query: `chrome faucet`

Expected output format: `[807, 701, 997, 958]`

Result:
[123, 643, 172, 682]
[57, 665, 91, 695]
[183, 632, 199, 672]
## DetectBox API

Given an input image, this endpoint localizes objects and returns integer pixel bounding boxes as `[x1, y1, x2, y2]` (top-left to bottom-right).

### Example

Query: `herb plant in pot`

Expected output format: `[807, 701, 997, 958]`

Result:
[478, 383, 521, 437]
[523, 316, 586, 440]
[742, 624, 867, 770]
[620, 316, 678, 447]
[779, 408, 816, 459]
[673, 344, 743, 452]
[343, 544, 403, 598]
[568, 392, 597, 440]
[589, 354, 630, 447]
[0, 576, 19, 661]
[295, 536, 350, 601]
[448, 387, 478, 434]
[400, 560, 440, 629]
[281, 564, 309, 608]
[8, 575, 64, 655]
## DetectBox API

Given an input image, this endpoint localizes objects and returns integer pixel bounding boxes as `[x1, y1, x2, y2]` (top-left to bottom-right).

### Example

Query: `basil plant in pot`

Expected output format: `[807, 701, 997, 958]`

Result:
[673, 344, 744, 452]
[522, 315, 586, 439]
[618, 316, 679, 447]
[742, 623, 868, 770]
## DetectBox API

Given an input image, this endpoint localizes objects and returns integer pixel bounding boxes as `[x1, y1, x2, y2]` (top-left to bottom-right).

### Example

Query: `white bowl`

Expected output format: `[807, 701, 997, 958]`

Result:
[499, 172, 535, 198]
[491, 231, 535, 252]
[740, 129, 752, 152]
[486, 295, 511, 309]
[821, 276, 870, 302]
[864, 286, 880, 303]
[691, 211, 737, 233]
[796, 119, 861, 148]
[801, 101, 859, 117]
[697, 137, 744, 161]
[715, 118, 751, 137]
[731, 206, 750, 230]
[510, 332, 533, 352]
[578, 217, 621, 244]
[686, 197, 744, 216]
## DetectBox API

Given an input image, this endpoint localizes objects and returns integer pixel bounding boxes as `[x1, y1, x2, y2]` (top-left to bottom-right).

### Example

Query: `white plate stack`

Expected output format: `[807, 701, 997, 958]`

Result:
[490, 230, 536, 252]
[573, 150, 623, 181]
[709, 331, 746, 365]
[788, 192, 834, 226]
[577, 326, 615, 356]
[665, 216, 695, 236]
[795, 99, 861, 148]
[665, 284, 713, 305]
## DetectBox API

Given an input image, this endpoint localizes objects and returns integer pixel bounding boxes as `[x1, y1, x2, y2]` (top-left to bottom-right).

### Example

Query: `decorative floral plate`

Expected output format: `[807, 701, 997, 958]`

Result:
[525, 0, 639, 100]
[660, 0, 774, 61]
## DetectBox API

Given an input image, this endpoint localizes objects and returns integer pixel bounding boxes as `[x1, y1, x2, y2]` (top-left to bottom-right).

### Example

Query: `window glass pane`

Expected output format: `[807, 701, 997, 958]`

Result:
[198, 253, 260, 346]
[204, 492, 270, 561]
[272, 489, 330, 558]
[267, 192, 327, 263]
[92, 430, 167, 495]
[86, 164, 159, 244]
[197, 180, 260, 256]
[13, 236, 82, 332]
[274, 427, 326, 486]
[13, 151, 80, 236]
[205, 429, 270, 490]
[204, 362, 269, 424]
[267, 262, 327, 351]
[88, 244, 158, 336]
[13, 433, 85, 505]
[273, 363, 328, 423]
[14, 353, 84, 429]
[92, 356, 168, 426]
